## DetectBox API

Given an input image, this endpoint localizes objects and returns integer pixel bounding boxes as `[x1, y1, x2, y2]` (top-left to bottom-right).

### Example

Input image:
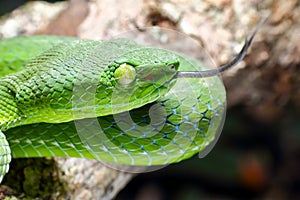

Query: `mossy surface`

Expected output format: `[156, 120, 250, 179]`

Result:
[2, 158, 65, 199]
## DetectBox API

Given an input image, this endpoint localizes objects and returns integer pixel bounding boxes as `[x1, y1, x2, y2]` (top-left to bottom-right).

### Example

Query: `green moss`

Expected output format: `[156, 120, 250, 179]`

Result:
[2, 158, 66, 199]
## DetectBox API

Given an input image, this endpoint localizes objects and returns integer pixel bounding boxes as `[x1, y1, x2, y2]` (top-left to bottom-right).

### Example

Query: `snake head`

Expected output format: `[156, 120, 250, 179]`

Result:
[92, 47, 181, 116]
[112, 48, 180, 88]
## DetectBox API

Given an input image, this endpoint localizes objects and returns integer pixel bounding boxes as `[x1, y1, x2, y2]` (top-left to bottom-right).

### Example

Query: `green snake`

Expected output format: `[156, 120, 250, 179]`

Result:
[0, 22, 262, 182]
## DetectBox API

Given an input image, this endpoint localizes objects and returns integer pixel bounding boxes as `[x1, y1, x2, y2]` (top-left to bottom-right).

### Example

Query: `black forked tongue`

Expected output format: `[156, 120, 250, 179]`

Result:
[175, 16, 267, 78]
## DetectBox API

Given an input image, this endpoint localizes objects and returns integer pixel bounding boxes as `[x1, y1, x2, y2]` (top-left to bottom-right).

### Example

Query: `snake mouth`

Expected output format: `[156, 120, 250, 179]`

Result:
[134, 60, 179, 87]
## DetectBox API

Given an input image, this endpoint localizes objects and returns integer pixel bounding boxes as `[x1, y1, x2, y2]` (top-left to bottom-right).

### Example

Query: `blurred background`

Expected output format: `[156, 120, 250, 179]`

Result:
[0, 0, 299, 199]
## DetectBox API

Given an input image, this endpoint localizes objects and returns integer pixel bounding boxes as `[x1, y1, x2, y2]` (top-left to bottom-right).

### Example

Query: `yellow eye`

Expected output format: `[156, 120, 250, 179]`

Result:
[114, 63, 136, 86]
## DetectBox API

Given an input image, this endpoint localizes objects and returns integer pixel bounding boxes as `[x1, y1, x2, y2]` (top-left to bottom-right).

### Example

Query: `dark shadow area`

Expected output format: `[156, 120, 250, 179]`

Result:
[0, 0, 65, 16]
[117, 105, 300, 199]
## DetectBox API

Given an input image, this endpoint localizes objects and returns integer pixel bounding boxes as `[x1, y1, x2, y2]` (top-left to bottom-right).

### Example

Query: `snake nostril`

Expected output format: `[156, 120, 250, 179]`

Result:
[1, 81, 17, 99]
[8, 89, 16, 98]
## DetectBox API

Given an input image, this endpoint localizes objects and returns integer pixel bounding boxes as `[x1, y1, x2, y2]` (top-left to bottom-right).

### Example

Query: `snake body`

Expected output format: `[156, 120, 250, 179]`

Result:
[0, 20, 264, 182]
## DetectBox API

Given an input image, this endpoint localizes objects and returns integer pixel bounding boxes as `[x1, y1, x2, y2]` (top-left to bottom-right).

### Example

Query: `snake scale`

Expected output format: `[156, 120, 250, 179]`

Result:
[0, 20, 263, 182]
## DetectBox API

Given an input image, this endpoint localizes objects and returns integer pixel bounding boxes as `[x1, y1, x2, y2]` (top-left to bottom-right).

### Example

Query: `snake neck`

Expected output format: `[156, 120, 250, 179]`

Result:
[0, 79, 21, 131]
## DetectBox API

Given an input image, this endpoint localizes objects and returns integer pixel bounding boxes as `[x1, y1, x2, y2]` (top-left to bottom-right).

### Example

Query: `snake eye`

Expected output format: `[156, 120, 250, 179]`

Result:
[114, 63, 136, 86]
